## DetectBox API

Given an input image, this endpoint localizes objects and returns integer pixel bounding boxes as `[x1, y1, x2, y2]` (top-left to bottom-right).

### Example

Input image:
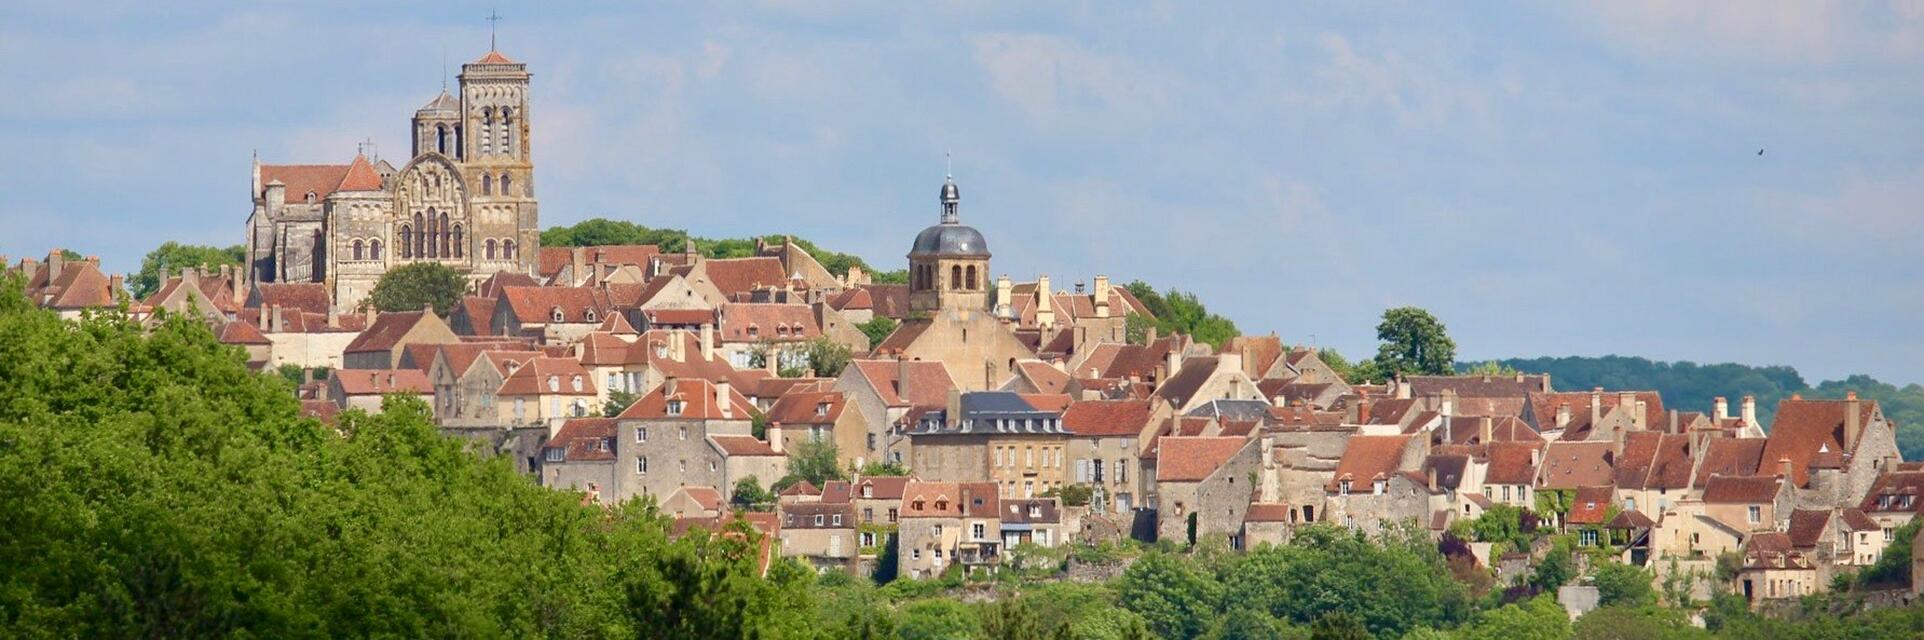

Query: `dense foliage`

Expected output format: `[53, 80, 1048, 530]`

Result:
[541, 218, 882, 278]
[856, 316, 899, 351]
[1485, 355, 1924, 459]
[130, 241, 246, 299]
[1369, 306, 1458, 379]
[1123, 281, 1240, 349]
[364, 261, 468, 315]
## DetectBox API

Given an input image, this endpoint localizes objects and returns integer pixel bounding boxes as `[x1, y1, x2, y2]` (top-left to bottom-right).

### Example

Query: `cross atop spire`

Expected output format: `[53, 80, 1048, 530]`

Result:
[486, 10, 503, 51]
[945, 148, 952, 179]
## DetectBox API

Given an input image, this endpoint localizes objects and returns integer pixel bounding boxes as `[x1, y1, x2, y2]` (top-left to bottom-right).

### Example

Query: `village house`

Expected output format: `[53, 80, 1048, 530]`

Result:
[834, 359, 958, 468]
[906, 390, 1070, 497]
[342, 309, 459, 369]
[779, 501, 859, 573]
[327, 368, 433, 412]
[763, 387, 865, 467]
[495, 356, 599, 433]
[1154, 435, 1260, 545]
[1062, 399, 1166, 514]
[604, 378, 786, 503]
[896, 481, 1000, 579]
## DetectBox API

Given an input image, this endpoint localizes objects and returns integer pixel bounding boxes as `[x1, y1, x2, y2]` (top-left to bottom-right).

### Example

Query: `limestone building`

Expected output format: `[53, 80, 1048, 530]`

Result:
[245, 48, 541, 311]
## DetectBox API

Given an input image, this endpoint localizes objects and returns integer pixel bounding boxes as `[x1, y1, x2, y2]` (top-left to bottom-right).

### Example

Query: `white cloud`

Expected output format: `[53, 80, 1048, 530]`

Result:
[969, 33, 1167, 130]
[1574, 0, 1924, 64]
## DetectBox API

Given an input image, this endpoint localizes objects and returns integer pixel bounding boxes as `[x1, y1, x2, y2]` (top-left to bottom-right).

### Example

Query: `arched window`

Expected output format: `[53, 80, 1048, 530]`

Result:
[500, 173, 512, 196]
[436, 124, 448, 154]
[500, 108, 513, 158]
[550, 306, 565, 323]
[451, 225, 464, 258]
[370, 239, 383, 260]
[425, 209, 439, 258]
[453, 125, 463, 159]
[966, 265, 977, 290]
[950, 265, 962, 290]
[412, 212, 425, 258]
[480, 108, 493, 155]
[486, 239, 497, 260]
[439, 211, 451, 258]
[481, 174, 492, 195]
[503, 239, 516, 260]
[352, 240, 364, 261]
[400, 225, 414, 258]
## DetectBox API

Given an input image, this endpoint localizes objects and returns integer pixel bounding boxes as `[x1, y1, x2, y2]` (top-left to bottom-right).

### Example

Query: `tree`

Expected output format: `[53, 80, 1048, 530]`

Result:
[857, 460, 910, 476]
[1117, 552, 1222, 639]
[855, 316, 898, 350]
[1307, 613, 1369, 640]
[131, 242, 246, 298]
[803, 337, 852, 377]
[1124, 313, 1156, 345]
[896, 599, 980, 640]
[364, 262, 467, 315]
[1457, 596, 1570, 640]
[731, 477, 775, 511]
[1122, 280, 1240, 349]
[980, 597, 1072, 640]
[1040, 483, 1093, 507]
[602, 389, 638, 417]
[1460, 360, 1520, 376]
[1571, 605, 1704, 640]
[1857, 518, 1922, 587]
[1208, 607, 1304, 640]
[1591, 560, 1657, 607]
[1371, 306, 1457, 377]
[1217, 524, 1468, 637]
[786, 438, 846, 486]
[1530, 537, 1577, 592]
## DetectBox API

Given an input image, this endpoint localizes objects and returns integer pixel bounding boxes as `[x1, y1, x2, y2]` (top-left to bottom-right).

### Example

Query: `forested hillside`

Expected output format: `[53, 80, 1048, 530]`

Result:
[1490, 355, 1924, 459]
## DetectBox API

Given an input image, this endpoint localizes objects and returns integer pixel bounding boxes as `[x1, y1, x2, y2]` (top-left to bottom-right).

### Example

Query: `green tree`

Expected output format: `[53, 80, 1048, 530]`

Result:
[731, 476, 775, 511]
[1124, 313, 1157, 345]
[785, 438, 846, 487]
[130, 241, 246, 298]
[1460, 360, 1520, 376]
[1307, 613, 1369, 640]
[855, 316, 898, 349]
[1208, 607, 1305, 640]
[981, 597, 1072, 640]
[364, 262, 467, 315]
[1371, 306, 1457, 377]
[1117, 551, 1222, 639]
[896, 599, 981, 640]
[1591, 560, 1657, 607]
[1571, 605, 1705, 640]
[1857, 518, 1922, 587]
[602, 389, 638, 417]
[1123, 280, 1239, 349]
[857, 461, 910, 476]
[1217, 524, 1468, 637]
[1531, 537, 1577, 592]
[803, 337, 852, 377]
[1039, 483, 1094, 507]
[1458, 596, 1570, 640]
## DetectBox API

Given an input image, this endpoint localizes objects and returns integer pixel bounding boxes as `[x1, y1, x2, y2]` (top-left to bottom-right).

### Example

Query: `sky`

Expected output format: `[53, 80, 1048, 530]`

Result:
[2, 1, 1921, 387]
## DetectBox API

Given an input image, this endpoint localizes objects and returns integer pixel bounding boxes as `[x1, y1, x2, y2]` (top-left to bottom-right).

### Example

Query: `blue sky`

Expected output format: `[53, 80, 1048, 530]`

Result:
[3, 2, 1921, 386]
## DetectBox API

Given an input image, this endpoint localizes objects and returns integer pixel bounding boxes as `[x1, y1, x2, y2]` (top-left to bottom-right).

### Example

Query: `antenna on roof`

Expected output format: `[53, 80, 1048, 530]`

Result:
[487, 9, 503, 52]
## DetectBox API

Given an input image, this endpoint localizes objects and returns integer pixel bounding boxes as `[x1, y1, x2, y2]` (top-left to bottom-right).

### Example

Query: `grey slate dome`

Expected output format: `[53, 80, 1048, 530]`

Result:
[910, 176, 990, 257]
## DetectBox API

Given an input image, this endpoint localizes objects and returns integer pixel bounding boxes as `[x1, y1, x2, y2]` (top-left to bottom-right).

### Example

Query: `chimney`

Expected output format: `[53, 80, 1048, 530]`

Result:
[715, 380, 733, 419]
[1668, 409, 1679, 434]
[326, 303, 338, 328]
[1427, 466, 1438, 492]
[109, 274, 125, 296]
[1036, 275, 1055, 328]
[1555, 403, 1572, 429]
[257, 304, 270, 330]
[1618, 391, 1640, 428]
[1846, 391, 1861, 453]
[1541, 373, 1551, 393]
[994, 274, 1013, 318]
[571, 247, 587, 286]
[961, 485, 974, 514]
[1741, 395, 1757, 427]
[1530, 447, 1541, 469]
[1093, 275, 1111, 318]
[1166, 348, 1182, 381]
[767, 421, 784, 453]
[1344, 400, 1360, 424]
[1514, 371, 1524, 383]
[1591, 387, 1604, 425]
[1145, 325, 1158, 345]
[1073, 324, 1088, 354]
[1778, 457, 1793, 480]
[1440, 389, 1456, 419]
[1713, 396, 1729, 422]
[1480, 416, 1494, 444]
[1219, 352, 1243, 382]
[946, 388, 962, 429]
[1395, 376, 1411, 400]
[46, 250, 66, 281]
[699, 323, 715, 361]
[264, 179, 286, 209]
[270, 304, 284, 332]
[895, 357, 914, 403]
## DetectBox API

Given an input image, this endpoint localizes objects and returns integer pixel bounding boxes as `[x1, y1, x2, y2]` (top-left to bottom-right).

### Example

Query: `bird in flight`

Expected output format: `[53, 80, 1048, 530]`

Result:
[1758, 148, 1765, 156]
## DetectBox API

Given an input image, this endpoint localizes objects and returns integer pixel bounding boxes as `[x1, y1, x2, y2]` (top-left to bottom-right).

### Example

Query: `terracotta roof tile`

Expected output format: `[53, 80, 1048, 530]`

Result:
[617, 378, 755, 420]
[547, 418, 618, 462]
[251, 283, 331, 315]
[496, 357, 597, 396]
[849, 359, 957, 408]
[500, 286, 613, 324]
[1763, 398, 1880, 486]
[343, 311, 432, 354]
[764, 390, 846, 427]
[710, 434, 782, 457]
[718, 303, 819, 343]
[1538, 441, 1617, 489]
[1062, 399, 1155, 437]
[1701, 474, 1782, 504]
[1155, 436, 1250, 483]
[1325, 435, 1413, 491]
[1695, 438, 1767, 485]
[697, 257, 788, 298]
[1485, 441, 1544, 485]
[1566, 485, 1615, 525]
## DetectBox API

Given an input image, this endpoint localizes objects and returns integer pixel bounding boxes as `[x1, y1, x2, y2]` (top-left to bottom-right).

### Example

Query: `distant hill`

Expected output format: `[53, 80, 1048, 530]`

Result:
[1484, 355, 1924, 460]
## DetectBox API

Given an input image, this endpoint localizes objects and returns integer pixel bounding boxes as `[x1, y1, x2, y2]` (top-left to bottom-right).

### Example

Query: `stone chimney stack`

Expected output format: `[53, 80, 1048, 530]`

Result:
[946, 388, 962, 429]
[1846, 391, 1861, 453]
[1428, 466, 1439, 492]
[47, 250, 67, 281]
[715, 380, 733, 419]
[109, 274, 125, 297]
[1591, 387, 1604, 424]
[1714, 396, 1729, 422]
[1668, 409, 1680, 434]
[1779, 457, 1793, 480]
[1093, 275, 1111, 319]
[1480, 416, 1494, 444]
[1395, 376, 1412, 400]
[1556, 403, 1572, 429]
[897, 357, 912, 401]
[571, 247, 587, 286]
[699, 323, 715, 361]
[270, 304, 284, 332]
[1741, 395, 1757, 427]
[994, 274, 1013, 318]
[1036, 275, 1055, 328]
[767, 421, 784, 453]
[1440, 389, 1456, 419]
[669, 331, 686, 362]
[1617, 391, 1640, 429]
[265, 179, 286, 210]
[1165, 348, 1181, 382]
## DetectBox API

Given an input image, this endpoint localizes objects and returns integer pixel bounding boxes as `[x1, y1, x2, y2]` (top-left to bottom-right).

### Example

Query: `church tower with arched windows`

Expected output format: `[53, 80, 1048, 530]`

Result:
[908, 175, 992, 313]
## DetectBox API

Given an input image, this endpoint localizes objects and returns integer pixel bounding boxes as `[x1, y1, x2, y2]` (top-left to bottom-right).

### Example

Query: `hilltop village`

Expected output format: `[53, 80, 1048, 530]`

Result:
[10, 47, 1924, 622]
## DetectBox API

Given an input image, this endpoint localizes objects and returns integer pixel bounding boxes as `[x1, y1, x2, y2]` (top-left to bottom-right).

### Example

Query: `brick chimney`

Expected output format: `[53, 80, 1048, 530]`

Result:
[1742, 395, 1757, 427]
[1845, 391, 1861, 454]
[715, 380, 733, 419]
[767, 421, 784, 453]
[1093, 275, 1111, 319]
[1713, 397, 1729, 422]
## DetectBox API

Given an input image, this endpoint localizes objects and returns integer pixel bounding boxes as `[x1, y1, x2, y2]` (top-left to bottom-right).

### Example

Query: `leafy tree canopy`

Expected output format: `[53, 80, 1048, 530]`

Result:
[364, 261, 467, 315]
[131, 241, 246, 299]
[855, 316, 898, 351]
[1124, 280, 1240, 349]
[542, 218, 883, 278]
[1372, 306, 1457, 377]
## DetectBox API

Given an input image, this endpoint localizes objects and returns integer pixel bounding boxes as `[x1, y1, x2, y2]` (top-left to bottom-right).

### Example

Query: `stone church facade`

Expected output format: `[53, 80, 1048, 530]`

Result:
[245, 49, 541, 311]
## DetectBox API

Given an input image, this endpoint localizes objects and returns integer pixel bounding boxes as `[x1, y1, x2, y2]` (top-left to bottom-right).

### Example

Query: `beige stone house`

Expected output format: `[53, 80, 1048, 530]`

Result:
[906, 391, 1070, 497]
[494, 357, 599, 434]
[662, 486, 725, 518]
[779, 501, 859, 573]
[1153, 435, 1260, 545]
[1154, 354, 1263, 414]
[342, 309, 459, 369]
[540, 417, 618, 497]
[1763, 394, 1901, 510]
[1321, 434, 1437, 535]
[834, 359, 958, 468]
[764, 388, 866, 468]
[607, 379, 784, 503]
[895, 481, 1000, 579]
[328, 368, 433, 412]
[491, 286, 614, 345]
[1062, 399, 1168, 514]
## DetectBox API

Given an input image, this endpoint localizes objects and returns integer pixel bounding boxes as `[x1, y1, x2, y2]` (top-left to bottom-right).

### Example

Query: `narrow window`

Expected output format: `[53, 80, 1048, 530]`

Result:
[451, 226, 463, 258]
[482, 174, 493, 195]
[400, 226, 413, 258]
[503, 240, 516, 260]
[436, 124, 449, 154]
[438, 212, 450, 258]
[352, 240, 364, 261]
[370, 239, 383, 260]
[486, 239, 497, 260]
[966, 265, 977, 290]
[500, 173, 512, 196]
[950, 265, 962, 290]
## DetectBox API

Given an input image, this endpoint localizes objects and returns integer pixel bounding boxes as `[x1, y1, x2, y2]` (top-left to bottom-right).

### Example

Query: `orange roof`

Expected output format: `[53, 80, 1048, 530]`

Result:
[1062, 399, 1155, 437]
[1702, 474, 1783, 505]
[764, 390, 846, 426]
[1763, 398, 1880, 487]
[547, 418, 618, 462]
[899, 481, 998, 518]
[1538, 442, 1618, 490]
[1485, 441, 1545, 485]
[343, 311, 431, 354]
[617, 378, 755, 420]
[1158, 436, 1251, 483]
[216, 320, 271, 346]
[1325, 435, 1412, 491]
[338, 154, 383, 191]
[496, 357, 597, 396]
[698, 257, 788, 297]
[849, 359, 957, 408]
[474, 50, 516, 64]
[499, 286, 613, 324]
[1566, 485, 1615, 525]
[1010, 361, 1070, 394]
[710, 435, 783, 457]
[718, 303, 820, 343]
[252, 282, 331, 315]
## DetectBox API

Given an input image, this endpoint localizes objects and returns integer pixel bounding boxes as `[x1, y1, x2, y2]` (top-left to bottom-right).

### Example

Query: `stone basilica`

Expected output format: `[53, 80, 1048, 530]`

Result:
[244, 48, 541, 310]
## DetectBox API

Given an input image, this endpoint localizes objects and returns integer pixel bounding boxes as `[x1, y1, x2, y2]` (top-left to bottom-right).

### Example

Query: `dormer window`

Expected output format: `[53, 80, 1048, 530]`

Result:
[747, 325, 759, 339]
[551, 307, 565, 323]
[666, 400, 684, 416]
[547, 376, 559, 392]
[776, 325, 788, 337]
[935, 499, 949, 511]
[571, 376, 583, 392]
[584, 308, 598, 322]
[305, 191, 317, 203]
[1029, 505, 1041, 518]
[1373, 479, 1386, 495]
[862, 485, 873, 499]
[816, 402, 830, 416]
[1339, 480, 1351, 496]
[912, 500, 925, 510]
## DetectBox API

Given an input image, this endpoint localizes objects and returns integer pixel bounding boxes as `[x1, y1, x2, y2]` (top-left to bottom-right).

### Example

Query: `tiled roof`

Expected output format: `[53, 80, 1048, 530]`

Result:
[899, 481, 997, 518]
[1422, 454, 1470, 491]
[642, 308, 717, 326]
[1156, 436, 1250, 482]
[547, 418, 618, 462]
[1566, 485, 1615, 525]
[1785, 509, 1835, 548]
[872, 319, 931, 354]
[1858, 470, 1924, 515]
[999, 498, 1060, 525]
[500, 286, 613, 324]
[1245, 503, 1294, 523]
[338, 154, 383, 191]
[764, 390, 846, 426]
[300, 400, 340, 424]
[718, 303, 820, 342]
[252, 283, 331, 315]
[698, 257, 788, 298]
[1526, 390, 1665, 433]
[474, 49, 517, 64]
[456, 296, 497, 335]
[1154, 356, 1222, 407]
[851, 476, 912, 501]
[616, 378, 755, 420]
[1615, 432, 1695, 491]
[1407, 374, 1550, 398]
[778, 480, 821, 497]
[333, 369, 432, 395]
[1608, 509, 1655, 529]
[496, 357, 597, 396]
[848, 359, 957, 408]
[1440, 416, 1540, 445]
[1325, 435, 1412, 491]
[709, 435, 782, 457]
[782, 502, 855, 529]
[1061, 399, 1155, 437]
[1485, 441, 1544, 485]
[1702, 474, 1782, 504]
[259, 163, 352, 202]
[343, 311, 429, 354]
[674, 486, 725, 512]
[1538, 441, 1617, 490]
[1010, 360, 1070, 394]
[1695, 437, 1767, 486]
[1763, 398, 1880, 487]
[216, 320, 271, 346]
